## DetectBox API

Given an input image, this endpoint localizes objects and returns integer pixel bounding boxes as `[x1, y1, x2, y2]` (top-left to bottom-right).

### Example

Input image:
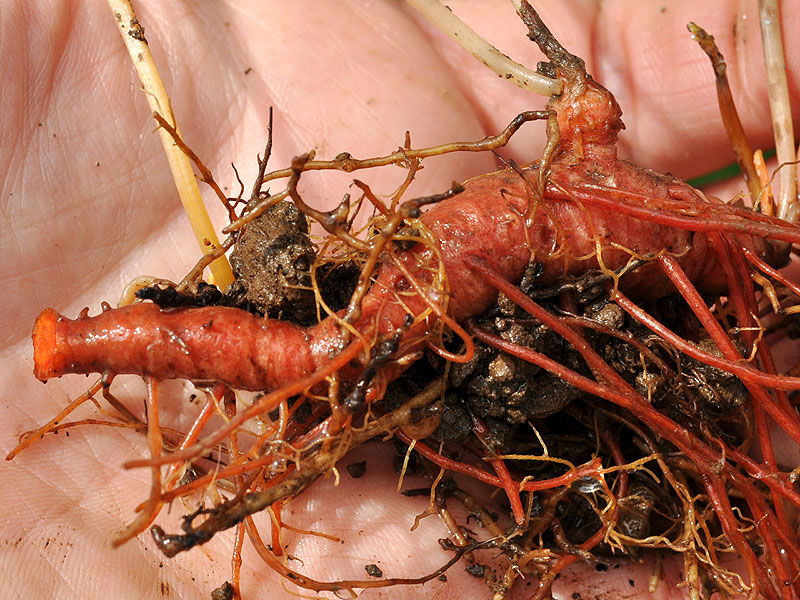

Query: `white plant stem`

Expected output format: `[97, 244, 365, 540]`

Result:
[406, 0, 562, 97]
[759, 0, 798, 223]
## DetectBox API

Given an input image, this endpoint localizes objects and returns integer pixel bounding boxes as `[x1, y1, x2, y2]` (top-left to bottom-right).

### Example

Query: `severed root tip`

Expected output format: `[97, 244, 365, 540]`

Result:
[688, 22, 765, 206]
[32, 308, 63, 382]
[516, 0, 624, 151]
[151, 524, 205, 558]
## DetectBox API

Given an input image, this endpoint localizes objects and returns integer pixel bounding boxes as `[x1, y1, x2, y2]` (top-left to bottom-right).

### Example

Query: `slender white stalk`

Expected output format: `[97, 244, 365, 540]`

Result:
[406, 0, 562, 96]
[758, 0, 798, 223]
[105, 0, 234, 287]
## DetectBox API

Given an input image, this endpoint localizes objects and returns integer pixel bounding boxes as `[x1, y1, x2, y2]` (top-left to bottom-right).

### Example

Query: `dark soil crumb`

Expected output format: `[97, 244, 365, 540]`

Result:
[438, 538, 457, 551]
[315, 261, 361, 314]
[210, 581, 234, 600]
[680, 338, 748, 414]
[137, 281, 223, 307]
[617, 484, 658, 539]
[346, 460, 367, 479]
[364, 564, 383, 577]
[448, 291, 587, 427]
[466, 563, 485, 578]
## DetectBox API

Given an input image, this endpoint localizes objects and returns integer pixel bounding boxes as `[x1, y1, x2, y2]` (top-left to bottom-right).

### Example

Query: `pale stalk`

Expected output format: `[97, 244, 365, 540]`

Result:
[106, 0, 234, 288]
[406, 0, 562, 96]
[758, 0, 798, 223]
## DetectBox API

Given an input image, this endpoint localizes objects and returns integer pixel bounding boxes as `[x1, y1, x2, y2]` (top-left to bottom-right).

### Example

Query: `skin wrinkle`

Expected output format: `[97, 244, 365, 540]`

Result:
[32, 4, 77, 139]
[403, 13, 498, 149]
[5, 457, 119, 598]
[1, 8, 32, 197]
[14, 453, 148, 598]
[1, 207, 24, 275]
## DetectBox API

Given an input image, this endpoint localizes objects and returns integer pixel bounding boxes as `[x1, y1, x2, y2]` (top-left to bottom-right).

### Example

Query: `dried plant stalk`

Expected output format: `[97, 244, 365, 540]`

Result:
[105, 0, 234, 288]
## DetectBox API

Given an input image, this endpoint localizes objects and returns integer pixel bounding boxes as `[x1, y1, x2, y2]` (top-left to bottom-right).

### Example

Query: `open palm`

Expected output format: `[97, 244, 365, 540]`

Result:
[2, 1, 797, 598]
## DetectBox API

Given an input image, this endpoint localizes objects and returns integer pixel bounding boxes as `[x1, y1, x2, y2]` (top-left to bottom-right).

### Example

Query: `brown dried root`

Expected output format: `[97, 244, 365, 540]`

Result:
[151, 378, 445, 557]
[688, 23, 761, 205]
[224, 109, 556, 233]
[149, 379, 478, 595]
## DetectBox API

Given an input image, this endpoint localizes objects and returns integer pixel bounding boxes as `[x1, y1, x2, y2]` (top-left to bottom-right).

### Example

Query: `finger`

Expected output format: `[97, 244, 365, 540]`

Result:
[411, 0, 800, 179]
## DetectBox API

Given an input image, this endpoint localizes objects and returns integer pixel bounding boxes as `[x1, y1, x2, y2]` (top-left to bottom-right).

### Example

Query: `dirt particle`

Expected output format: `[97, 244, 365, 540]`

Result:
[438, 538, 456, 551]
[244, 67, 252, 75]
[127, 19, 147, 43]
[210, 582, 234, 600]
[364, 564, 383, 578]
[346, 460, 367, 479]
[466, 563, 484, 578]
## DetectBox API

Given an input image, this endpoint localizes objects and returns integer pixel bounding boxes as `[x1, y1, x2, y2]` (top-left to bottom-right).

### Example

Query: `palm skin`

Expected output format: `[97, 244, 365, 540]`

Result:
[1, 1, 797, 598]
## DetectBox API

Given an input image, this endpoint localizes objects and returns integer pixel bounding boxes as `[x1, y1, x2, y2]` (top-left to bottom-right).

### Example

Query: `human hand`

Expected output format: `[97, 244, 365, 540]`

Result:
[2, 1, 797, 598]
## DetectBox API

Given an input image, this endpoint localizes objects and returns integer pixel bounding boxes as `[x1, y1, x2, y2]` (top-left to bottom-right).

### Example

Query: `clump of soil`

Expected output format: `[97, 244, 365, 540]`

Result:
[228, 201, 317, 323]
[137, 200, 359, 325]
[386, 268, 752, 555]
